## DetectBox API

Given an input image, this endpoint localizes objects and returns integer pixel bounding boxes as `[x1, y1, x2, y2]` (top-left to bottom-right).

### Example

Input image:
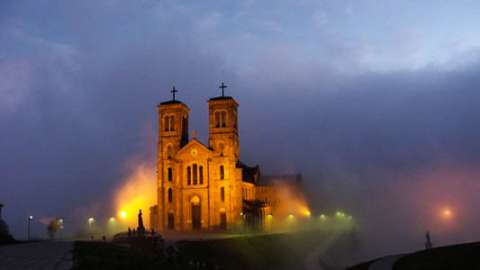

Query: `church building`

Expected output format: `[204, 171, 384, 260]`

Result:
[150, 83, 302, 232]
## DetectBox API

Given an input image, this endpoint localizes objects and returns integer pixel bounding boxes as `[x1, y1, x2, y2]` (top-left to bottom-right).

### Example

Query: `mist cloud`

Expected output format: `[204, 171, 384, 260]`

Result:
[1, 0, 479, 259]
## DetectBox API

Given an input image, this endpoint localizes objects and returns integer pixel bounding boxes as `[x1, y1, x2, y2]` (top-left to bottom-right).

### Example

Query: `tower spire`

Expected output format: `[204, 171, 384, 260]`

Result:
[219, 81, 227, 97]
[171, 86, 178, 101]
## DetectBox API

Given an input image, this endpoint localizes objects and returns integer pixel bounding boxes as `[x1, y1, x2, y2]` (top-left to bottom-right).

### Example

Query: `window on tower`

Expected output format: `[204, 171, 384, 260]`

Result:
[215, 111, 220, 128]
[165, 116, 170, 131]
[169, 116, 175, 131]
[168, 188, 173, 203]
[220, 165, 225, 180]
[167, 167, 173, 182]
[164, 115, 175, 132]
[215, 111, 227, 128]
[187, 166, 191, 185]
[221, 111, 226, 127]
[220, 187, 225, 202]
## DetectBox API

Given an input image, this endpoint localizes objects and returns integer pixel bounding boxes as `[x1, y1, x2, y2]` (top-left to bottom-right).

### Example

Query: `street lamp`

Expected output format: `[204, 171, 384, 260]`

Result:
[88, 217, 95, 240]
[88, 217, 95, 225]
[27, 215, 33, 241]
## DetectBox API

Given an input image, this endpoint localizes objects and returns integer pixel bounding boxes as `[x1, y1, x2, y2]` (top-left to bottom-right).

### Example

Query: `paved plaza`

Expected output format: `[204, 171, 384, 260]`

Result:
[0, 241, 72, 270]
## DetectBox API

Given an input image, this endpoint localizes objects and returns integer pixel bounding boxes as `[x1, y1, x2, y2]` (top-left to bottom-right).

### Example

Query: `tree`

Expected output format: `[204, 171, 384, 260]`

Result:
[47, 219, 61, 240]
[0, 204, 14, 244]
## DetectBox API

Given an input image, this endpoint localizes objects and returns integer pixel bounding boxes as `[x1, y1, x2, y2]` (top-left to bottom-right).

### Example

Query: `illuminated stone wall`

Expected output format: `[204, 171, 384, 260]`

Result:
[153, 97, 247, 232]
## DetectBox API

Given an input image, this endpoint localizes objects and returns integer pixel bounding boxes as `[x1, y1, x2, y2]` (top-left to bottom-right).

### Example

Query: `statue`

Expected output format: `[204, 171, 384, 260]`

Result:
[425, 231, 433, 249]
[137, 209, 145, 236]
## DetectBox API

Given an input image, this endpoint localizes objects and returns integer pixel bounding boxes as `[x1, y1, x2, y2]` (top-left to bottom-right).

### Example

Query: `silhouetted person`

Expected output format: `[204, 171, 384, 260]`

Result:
[425, 231, 433, 249]
[128, 227, 132, 237]
[137, 209, 145, 236]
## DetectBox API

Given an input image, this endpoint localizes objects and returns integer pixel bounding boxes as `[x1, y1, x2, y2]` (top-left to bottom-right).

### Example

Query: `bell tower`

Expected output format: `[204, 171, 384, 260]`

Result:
[156, 86, 189, 231]
[208, 82, 239, 159]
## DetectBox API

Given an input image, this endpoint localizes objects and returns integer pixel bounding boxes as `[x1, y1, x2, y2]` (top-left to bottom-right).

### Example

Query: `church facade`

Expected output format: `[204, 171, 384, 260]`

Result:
[150, 85, 267, 232]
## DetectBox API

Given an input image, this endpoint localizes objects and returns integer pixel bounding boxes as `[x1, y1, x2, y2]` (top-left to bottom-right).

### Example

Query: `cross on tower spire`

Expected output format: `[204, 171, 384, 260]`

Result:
[171, 86, 178, 101]
[219, 81, 227, 97]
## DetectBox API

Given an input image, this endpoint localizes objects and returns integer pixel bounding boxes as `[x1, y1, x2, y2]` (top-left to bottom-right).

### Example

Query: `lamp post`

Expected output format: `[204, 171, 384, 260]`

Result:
[27, 215, 33, 241]
[88, 217, 95, 240]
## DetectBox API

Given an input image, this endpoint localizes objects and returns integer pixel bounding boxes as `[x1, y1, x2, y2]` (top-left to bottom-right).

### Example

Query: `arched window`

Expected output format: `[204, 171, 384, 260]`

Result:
[220, 165, 225, 180]
[164, 116, 170, 132]
[199, 166, 204, 184]
[169, 116, 175, 131]
[215, 111, 227, 128]
[187, 166, 191, 185]
[168, 188, 173, 203]
[221, 111, 226, 127]
[220, 187, 225, 202]
[167, 167, 173, 182]
[215, 111, 220, 128]
[193, 164, 198, 185]
[164, 115, 175, 132]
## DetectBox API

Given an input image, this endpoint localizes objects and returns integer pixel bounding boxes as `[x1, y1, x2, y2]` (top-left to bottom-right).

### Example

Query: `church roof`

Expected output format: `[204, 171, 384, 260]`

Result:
[176, 138, 212, 156]
[209, 96, 234, 101]
[158, 100, 188, 106]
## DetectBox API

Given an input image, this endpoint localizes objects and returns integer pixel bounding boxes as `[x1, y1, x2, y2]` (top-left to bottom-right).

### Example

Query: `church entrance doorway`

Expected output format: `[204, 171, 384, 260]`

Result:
[191, 196, 201, 230]
[167, 213, 174, 230]
[219, 212, 227, 230]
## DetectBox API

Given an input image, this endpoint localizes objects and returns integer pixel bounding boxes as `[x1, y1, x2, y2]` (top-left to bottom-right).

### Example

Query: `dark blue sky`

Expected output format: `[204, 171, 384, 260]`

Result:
[1, 0, 480, 256]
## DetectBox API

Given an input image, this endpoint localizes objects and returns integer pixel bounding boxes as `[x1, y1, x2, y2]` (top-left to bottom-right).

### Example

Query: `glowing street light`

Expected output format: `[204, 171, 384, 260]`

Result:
[88, 217, 95, 225]
[87, 217, 95, 240]
[109, 217, 116, 222]
[441, 207, 453, 220]
[119, 211, 127, 220]
[58, 218, 64, 229]
[319, 214, 327, 221]
[27, 215, 34, 241]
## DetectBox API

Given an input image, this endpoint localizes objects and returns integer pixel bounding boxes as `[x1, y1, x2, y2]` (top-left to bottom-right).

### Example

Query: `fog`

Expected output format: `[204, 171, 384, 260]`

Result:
[1, 0, 480, 262]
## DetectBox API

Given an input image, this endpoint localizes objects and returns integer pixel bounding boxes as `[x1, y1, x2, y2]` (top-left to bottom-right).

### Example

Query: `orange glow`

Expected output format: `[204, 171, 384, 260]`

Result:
[114, 162, 156, 228]
[300, 207, 311, 217]
[441, 207, 453, 220]
[118, 211, 127, 220]
[265, 181, 311, 219]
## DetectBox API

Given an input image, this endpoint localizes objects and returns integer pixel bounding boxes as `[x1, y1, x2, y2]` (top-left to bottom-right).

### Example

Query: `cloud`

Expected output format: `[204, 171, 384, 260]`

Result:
[0, 58, 33, 114]
[312, 10, 328, 28]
